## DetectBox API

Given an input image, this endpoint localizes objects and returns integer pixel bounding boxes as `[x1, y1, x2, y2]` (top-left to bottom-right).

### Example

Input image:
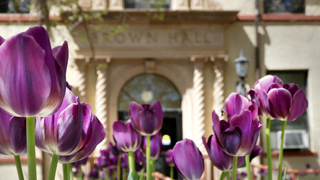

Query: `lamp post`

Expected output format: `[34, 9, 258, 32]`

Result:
[234, 50, 249, 95]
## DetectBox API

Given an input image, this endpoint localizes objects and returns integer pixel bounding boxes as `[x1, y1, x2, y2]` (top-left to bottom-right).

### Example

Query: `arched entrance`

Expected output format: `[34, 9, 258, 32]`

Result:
[118, 74, 182, 178]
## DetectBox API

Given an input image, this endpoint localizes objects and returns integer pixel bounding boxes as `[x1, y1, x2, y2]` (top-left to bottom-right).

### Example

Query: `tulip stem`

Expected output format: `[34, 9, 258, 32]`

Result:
[232, 156, 238, 180]
[48, 154, 59, 180]
[26, 116, 37, 180]
[118, 155, 121, 180]
[146, 135, 152, 180]
[266, 118, 272, 180]
[14, 155, 24, 180]
[245, 155, 252, 180]
[227, 172, 231, 180]
[170, 166, 174, 179]
[63, 163, 70, 180]
[277, 121, 287, 180]
[123, 169, 127, 180]
[139, 169, 144, 180]
[128, 151, 137, 179]
[105, 169, 110, 180]
[68, 163, 74, 180]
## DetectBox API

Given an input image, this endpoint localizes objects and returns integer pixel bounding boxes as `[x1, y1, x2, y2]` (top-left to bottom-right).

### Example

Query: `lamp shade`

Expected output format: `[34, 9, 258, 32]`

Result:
[234, 51, 249, 78]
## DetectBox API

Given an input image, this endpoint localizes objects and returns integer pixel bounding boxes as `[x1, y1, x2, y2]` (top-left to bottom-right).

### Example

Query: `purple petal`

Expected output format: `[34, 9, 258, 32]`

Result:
[287, 90, 308, 121]
[268, 88, 292, 120]
[225, 93, 251, 117]
[228, 110, 252, 148]
[212, 111, 222, 143]
[0, 33, 51, 116]
[0, 36, 5, 45]
[249, 146, 262, 161]
[52, 41, 69, 75]
[173, 139, 204, 180]
[113, 121, 141, 152]
[283, 83, 300, 96]
[220, 127, 242, 156]
[57, 100, 83, 154]
[9, 116, 27, 154]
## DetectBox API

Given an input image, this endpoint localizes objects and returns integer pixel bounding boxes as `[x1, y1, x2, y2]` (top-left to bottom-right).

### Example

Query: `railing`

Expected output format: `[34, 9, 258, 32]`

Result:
[250, 164, 320, 180]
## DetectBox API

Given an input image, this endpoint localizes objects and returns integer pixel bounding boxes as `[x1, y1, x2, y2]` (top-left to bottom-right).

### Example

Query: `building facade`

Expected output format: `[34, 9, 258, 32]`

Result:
[0, 0, 320, 179]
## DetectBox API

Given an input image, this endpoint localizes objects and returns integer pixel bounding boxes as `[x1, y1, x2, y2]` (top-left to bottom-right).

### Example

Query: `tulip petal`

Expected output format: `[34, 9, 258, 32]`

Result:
[220, 127, 242, 156]
[250, 146, 262, 161]
[9, 117, 27, 154]
[268, 88, 292, 120]
[212, 111, 221, 141]
[0, 33, 51, 116]
[173, 139, 204, 180]
[52, 41, 69, 75]
[229, 110, 252, 143]
[225, 93, 251, 117]
[287, 90, 308, 121]
[0, 36, 5, 45]
[57, 99, 83, 154]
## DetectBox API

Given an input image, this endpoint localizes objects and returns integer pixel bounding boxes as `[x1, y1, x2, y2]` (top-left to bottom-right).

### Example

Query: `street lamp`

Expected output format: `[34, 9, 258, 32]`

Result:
[234, 50, 249, 95]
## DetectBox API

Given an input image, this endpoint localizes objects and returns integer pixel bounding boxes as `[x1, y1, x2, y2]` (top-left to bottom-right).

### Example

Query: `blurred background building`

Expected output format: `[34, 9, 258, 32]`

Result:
[0, 0, 319, 179]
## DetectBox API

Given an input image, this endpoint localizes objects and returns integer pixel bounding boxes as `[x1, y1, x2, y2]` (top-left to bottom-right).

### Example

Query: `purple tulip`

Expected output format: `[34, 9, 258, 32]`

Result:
[212, 110, 262, 156]
[135, 149, 146, 172]
[202, 135, 245, 171]
[88, 168, 99, 179]
[173, 139, 204, 180]
[0, 108, 26, 155]
[223, 93, 258, 119]
[96, 155, 109, 168]
[258, 169, 268, 177]
[121, 153, 129, 169]
[165, 149, 174, 167]
[113, 120, 142, 152]
[129, 101, 164, 136]
[248, 75, 283, 118]
[0, 26, 68, 117]
[35, 88, 106, 163]
[249, 146, 263, 161]
[141, 133, 162, 159]
[267, 83, 308, 121]
[109, 142, 120, 157]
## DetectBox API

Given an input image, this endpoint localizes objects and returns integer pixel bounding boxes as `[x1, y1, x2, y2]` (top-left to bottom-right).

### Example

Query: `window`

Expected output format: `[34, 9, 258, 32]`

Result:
[125, 0, 170, 9]
[0, 0, 30, 13]
[264, 0, 305, 14]
[267, 71, 309, 150]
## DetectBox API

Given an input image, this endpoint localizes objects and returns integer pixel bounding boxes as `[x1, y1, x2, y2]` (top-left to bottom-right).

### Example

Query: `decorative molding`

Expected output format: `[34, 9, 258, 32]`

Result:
[108, 0, 124, 10]
[75, 59, 89, 102]
[191, 56, 206, 152]
[92, 0, 107, 10]
[191, 0, 204, 10]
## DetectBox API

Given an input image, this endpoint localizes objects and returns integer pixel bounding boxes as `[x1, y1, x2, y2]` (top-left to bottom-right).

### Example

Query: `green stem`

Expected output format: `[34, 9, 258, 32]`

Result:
[105, 169, 110, 180]
[63, 163, 70, 180]
[128, 151, 137, 179]
[98, 168, 102, 180]
[26, 117, 37, 180]
[117, 155, 121, 180]
[139, 169, 144, 180]
[14, 155, 24, 180]
[151, 159, 155, 180]
[266, 118, 272, 180]
[232, 156, 238, 180]
[277, 121, 287, 180]
[146, 135, 152, 180]
[123, 169, 127, 180]
[245, 155, 252, 180]
[68, 163, 74, 180]
[48, 154, 59, 180]
[226, 171, 230, 180]
[170, 166, 174, 179]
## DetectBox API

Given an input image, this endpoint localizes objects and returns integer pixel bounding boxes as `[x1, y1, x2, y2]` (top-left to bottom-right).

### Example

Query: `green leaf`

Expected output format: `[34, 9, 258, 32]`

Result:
[282, 168, 287, 180]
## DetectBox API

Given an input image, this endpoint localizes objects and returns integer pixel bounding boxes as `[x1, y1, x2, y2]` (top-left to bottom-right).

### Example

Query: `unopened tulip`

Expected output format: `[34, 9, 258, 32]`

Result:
[173, 139, 204, 180]
[223, 93, 258, 119]
[0, 108, 26, 155]
[113, 120, 142, 152]
[129, 101, 164, 135]
[212, 110, 262, 156]
[247, 75, 283, 118]
[0, 26, 68, 117]
[141, 133, 162, 159]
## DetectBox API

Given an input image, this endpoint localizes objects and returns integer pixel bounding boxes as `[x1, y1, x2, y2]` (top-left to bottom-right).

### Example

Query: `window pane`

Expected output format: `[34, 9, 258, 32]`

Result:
[118, 74, 181, 111]
[267, 71, 308, 131]
[264, 0, 305, 14]
[125, 0, 170, 9]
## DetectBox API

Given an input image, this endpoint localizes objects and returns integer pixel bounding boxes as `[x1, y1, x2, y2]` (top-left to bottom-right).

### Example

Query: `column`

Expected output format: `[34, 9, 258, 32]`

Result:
[212, 56, 228, 112]
[75, 59, 88, 102]
[191, 56, 207, 153]
[94, 59, 110, 156]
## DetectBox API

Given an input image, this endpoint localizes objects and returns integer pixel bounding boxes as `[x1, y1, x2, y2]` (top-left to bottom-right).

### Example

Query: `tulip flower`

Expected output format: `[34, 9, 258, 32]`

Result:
[88, 168, 99, 179]
[173, 139, 204, 180]
[129, 101, 164, 136]
[0, 108, 26, 155]
[121, 153, 129, 170]
[141, 133, 162, 160]
[212, 110, 262, 156]
[72, 157, 88, 169]
[223, 93, 258, 119]
[0, 26, 68, 117]
[113, 120, 142, 152]
[247, 75, 283, 118]
[0, 108, 26, 180]
[108, 142, 120, 157]
[134, 149, 146, 172]
[267, 83, 308, 122]
[165, 149, 174, 167]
